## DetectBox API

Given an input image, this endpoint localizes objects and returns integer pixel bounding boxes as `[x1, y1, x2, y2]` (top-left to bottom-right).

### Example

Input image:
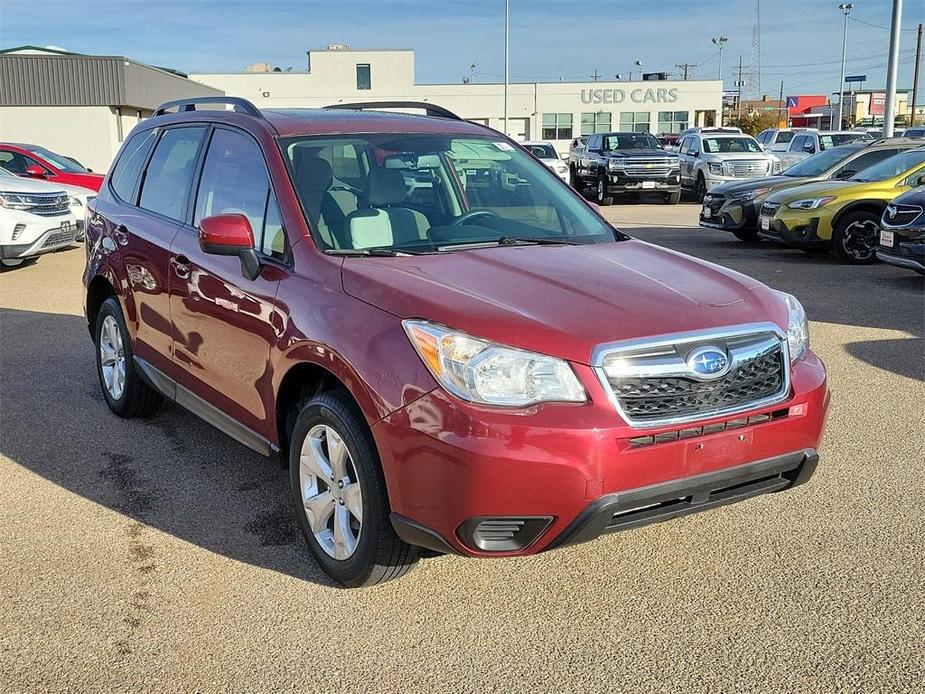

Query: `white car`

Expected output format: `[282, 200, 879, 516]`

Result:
[677, 131, 781, 200]
[58, 182, 96, 241]
[756, 127, 819, 154]
[522, 141, 570, 182]
[777, 131, 872, 169]
[0, 167, 78, 268]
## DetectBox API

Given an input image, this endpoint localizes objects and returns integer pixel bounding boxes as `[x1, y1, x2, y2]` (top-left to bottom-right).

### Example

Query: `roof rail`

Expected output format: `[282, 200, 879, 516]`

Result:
[153, 97, 263, 118]
[323, 101, 462, 120]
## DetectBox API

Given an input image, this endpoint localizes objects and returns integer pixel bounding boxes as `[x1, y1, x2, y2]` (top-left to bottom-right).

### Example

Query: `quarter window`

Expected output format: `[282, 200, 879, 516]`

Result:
[541, 113, 573, 140]
[110, 129, 157, 203]
[580, 112, 611, 136]
[356, 64, 371, 90]
[138, 126, 206, 221]
[657, 111, 689, 134]
[194, 128, 287, 260]
[619, 111, 651, 133]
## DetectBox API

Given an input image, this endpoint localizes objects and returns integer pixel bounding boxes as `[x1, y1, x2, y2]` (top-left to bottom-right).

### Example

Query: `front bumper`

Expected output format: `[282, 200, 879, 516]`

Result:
[700, 196, 759, 231]
[0, 215, 78, 259]
[606, 171, 680, 194]
[377, 351, 829, 557]
[758, 206, 833, 249]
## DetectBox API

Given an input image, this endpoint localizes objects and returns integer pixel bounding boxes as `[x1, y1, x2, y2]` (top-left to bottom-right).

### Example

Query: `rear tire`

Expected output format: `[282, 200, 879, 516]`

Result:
[832, 210, 880, 264]
[596, 174, 613, 206]
[732, 228, 761, 242]
[289, 390, 418, 587]
[95, 297, 163, 418]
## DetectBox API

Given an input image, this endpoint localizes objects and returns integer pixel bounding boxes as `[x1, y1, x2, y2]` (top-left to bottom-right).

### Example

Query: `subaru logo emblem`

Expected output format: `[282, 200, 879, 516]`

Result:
[686, 346, 730, 380]
[887, 205, 897, 219]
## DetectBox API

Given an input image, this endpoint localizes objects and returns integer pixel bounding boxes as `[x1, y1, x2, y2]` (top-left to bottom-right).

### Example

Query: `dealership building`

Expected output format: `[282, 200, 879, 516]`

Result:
[191, 46, 723, 152]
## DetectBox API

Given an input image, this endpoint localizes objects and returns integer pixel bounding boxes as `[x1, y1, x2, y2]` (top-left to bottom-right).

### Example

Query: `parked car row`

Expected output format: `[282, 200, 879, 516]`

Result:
[700, 137, 925, 267]
[0, 142, 102, 268]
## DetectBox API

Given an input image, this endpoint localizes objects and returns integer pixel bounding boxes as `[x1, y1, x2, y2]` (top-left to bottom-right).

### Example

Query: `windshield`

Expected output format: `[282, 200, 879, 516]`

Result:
[525, 144, 557, 159]
[819, 133, 867, 150]
[702, 137, 762, 153]
[774, 131, 797, 144]
[603, 134, 661, 151]
[280, 133, 619, 253]
[782, 146, 859, 177]
[22, 145, 88, 173]
[851, 150, 925, 182]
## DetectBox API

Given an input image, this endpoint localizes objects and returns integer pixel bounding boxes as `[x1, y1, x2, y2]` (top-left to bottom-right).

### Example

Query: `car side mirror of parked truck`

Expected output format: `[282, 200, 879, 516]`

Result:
[198, 213, 261, 280]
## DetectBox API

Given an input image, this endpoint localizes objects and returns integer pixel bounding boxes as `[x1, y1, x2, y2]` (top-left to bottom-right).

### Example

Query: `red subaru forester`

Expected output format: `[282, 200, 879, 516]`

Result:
[83, 98, 829, 587]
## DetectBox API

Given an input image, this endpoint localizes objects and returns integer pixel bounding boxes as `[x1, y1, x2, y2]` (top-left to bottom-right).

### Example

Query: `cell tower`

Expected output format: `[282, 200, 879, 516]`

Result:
[747, 0, 761, 98]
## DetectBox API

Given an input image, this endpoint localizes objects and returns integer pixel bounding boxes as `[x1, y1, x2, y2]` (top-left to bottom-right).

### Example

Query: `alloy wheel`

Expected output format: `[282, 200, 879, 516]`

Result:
[299, 424, 363, 560]
[99, 315, 126, 400]
[841, 219, 878, 261]
[597, 178, 605, 202]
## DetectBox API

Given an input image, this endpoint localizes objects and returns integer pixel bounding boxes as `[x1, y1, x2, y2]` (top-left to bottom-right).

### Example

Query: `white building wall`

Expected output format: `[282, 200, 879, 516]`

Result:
[192, 49, 722, 155]
[0, 105, 121, 173]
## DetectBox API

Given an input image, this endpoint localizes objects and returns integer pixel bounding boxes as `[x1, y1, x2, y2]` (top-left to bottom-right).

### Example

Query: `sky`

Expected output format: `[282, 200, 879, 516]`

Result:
[3, 0, 924, 97]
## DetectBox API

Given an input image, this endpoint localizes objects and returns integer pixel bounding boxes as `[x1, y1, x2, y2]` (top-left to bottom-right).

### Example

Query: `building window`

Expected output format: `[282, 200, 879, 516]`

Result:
[619, 111, 651, 133]
[356, 64, 371, 90]
[657, 110, 689, 134]
[541, 113, 573, 140]
[580, 112, 612, 136]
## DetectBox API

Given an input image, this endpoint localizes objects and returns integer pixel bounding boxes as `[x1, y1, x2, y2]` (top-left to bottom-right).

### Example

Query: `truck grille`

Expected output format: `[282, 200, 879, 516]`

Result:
[724, 160, 770, 178]
[595, 326, 790, 427]
[623, 158, 677, 177]
[882, 203, 923, 228]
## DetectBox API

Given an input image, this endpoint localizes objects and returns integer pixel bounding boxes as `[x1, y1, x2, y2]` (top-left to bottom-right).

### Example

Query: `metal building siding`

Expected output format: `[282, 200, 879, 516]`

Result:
[0, 55, 222, 108]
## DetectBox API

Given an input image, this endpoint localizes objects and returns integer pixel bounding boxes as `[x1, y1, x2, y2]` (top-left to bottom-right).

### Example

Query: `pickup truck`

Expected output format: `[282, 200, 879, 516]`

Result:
[571, 132, 680, 205]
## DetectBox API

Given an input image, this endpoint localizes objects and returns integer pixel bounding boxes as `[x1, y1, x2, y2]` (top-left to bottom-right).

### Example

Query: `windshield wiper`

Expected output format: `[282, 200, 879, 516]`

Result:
[496, 236, 581, 246]
[324, 248, 420, 257]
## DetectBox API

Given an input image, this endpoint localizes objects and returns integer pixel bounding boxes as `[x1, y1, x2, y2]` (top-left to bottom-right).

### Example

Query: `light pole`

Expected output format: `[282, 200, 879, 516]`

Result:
[712, 36, 728, 84]
[836, 3, 853, 129]
[883, 0, 904, 137]
[632, 60, 642, 81]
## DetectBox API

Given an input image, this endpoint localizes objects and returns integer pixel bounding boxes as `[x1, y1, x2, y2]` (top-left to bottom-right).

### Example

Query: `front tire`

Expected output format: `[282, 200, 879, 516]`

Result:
[95, 297, 163, 418]
[832, 210, 880, 264]
[732, 228, 761, 242]
[665, 191, 681, 205]
[289, 390, 418, 587]
[596, 174, 613, 206]
[695, 174, 707, 203]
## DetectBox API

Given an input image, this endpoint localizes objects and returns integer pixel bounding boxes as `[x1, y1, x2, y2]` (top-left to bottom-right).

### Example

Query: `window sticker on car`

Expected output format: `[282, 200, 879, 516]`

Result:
[493, 142, 514, 151]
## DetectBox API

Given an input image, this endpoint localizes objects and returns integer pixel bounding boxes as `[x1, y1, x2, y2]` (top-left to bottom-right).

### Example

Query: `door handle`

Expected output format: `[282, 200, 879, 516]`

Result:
[170, 255, 190, 279]
[114, 224, 129, 245]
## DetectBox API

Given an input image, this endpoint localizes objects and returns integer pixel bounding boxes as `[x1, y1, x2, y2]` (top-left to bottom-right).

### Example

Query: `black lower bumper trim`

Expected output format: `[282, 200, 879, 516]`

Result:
[547, 449, 818, 550]
[390, 512, 460, 555]
[876, 250, 925, 274]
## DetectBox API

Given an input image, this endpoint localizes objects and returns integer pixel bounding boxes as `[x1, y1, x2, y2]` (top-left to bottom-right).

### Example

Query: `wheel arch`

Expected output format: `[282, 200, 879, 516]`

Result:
[85, 273, 118, 335]
[831, 199, 888, 231]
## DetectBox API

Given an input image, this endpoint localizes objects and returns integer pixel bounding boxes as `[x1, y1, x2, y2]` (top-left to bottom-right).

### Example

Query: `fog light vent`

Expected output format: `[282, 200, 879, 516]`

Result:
[12, 224, 26, 241]
[458, 516, 553, 552]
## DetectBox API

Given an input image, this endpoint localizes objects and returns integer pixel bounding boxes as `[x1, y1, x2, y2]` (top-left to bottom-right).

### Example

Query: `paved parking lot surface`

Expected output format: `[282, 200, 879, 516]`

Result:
[1, 202, 923, 693]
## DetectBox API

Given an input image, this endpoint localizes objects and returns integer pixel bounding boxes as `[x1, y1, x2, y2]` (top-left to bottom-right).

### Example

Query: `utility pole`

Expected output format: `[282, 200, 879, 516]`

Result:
[837, 3, 853, 130]
[912, 24, 923, 126]
[778, 80, 785, 126]
[883, 0, 903, 137]
[712, 36, 728, 84]
[591, 69, 601, 82]
[503, 0, 509, 136]
[736, 56, 745, 120]
[675, 63, 697, 80]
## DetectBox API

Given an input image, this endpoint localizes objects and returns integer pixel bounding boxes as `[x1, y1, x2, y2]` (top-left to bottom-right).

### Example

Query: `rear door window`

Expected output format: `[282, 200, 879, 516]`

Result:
[139, 126, 206, 221]
[110, 129, 158, 203]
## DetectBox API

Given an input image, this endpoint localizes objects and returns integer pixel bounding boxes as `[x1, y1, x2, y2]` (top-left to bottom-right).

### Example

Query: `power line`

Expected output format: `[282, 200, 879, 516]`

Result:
[675, 62, 697, 80]
[848, 15, 918, 31]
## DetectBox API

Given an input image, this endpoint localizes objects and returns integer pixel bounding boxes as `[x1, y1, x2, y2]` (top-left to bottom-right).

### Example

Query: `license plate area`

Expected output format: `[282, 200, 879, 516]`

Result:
[879, 230, 895, 247]
[641, 180, 656, 189]
[760, 215, 770, 230]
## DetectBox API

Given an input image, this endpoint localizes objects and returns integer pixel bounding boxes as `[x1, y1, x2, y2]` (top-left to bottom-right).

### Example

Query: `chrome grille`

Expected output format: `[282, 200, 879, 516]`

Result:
[6, 192, 70, 217]
[594, 325, 791, 428]
[724, 160, 770, 178]
[882, 204, 923, 229]
[622, 158, 677, 177]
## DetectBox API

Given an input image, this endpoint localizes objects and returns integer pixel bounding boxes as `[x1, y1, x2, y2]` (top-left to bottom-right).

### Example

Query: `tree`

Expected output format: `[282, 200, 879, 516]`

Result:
[726, 111, 781, 136]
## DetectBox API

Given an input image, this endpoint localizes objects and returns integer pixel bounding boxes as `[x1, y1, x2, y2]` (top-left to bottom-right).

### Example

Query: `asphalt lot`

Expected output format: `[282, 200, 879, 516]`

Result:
[1, 201, 923, 693]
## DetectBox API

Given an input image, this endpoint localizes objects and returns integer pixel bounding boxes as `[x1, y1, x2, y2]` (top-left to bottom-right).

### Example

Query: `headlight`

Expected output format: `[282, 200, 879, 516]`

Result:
[771, 160, 782, 174]
[731, 187, 770, 202]
[607, 159, 625, 170]
[777, 292, 808, 361]
[404, 320, 587, 406]
[68, 196, 83, 207]
[669, 158, 681, 170]
[787, 196, 836, 210]
[555, 162, 568, 173]
[0, 192, 32, 210]
[707, 162, 724, 175]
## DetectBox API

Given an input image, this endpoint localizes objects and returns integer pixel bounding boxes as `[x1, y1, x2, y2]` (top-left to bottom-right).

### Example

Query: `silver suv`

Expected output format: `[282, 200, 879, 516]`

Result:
[777, 131, 872, 169]
[756, 127, 818, 154]
[678, 132, 781, 201]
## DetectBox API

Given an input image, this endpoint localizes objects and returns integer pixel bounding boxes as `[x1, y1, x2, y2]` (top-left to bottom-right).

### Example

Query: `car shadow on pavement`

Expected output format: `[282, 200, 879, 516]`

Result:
[844, 337, 924, 382]
[0, 307, 337, 587]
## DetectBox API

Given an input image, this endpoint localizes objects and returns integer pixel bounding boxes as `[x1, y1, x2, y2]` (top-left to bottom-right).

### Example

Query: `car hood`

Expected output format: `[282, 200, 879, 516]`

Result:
[0, 175, 68, 195]
[342, 240, 788, 365]
[707, 175, 802, 196]
[57, 182, 97, 199]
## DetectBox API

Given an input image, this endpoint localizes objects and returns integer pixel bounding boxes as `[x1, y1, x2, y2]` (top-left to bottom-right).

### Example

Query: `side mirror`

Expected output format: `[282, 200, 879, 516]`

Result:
[25, 165, 47, 178]
[803, 144, 815, 153]
[198, 213, 261, 280]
